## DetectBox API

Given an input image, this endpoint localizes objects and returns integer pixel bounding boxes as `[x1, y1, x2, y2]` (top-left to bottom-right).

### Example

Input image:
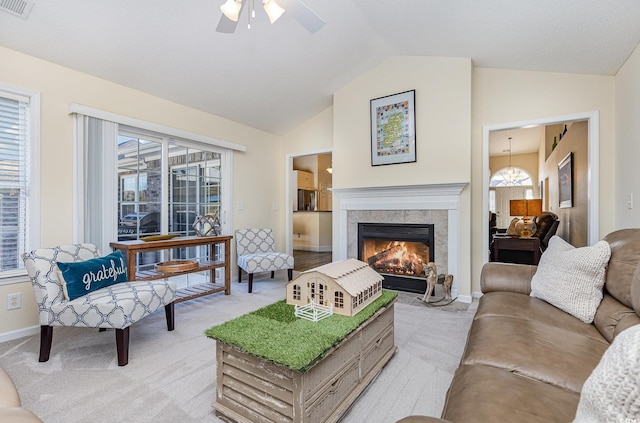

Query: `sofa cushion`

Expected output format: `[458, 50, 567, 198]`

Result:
[461, 315, 609, 393]
[573, 324, 640, 422]
[57, 250, 128, 301]
[441, 365, 580, 423]
[530, 236, 611, 324]
[475, 292, 606, 343]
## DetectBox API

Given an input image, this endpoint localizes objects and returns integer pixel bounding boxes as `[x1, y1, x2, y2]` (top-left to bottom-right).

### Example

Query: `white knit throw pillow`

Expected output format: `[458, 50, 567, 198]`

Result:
[530, 236, 611, 324]
[573, 324, 640, 422]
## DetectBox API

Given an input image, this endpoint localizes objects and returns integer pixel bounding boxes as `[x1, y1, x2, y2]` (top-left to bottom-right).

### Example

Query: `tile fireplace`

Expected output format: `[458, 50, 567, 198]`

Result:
[358, 222, 434, 293]
[332, 183, 468, 301]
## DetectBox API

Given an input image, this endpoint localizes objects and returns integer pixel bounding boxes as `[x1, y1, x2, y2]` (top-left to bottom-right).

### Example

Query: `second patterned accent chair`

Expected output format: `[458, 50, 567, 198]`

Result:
[235, 228, 294, 293]
[21, 244, 176, 366]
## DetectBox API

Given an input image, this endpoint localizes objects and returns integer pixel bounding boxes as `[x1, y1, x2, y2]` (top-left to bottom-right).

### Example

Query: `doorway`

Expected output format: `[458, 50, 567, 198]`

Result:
[285, 149, 333, 271]
[482, 111, 600, 264]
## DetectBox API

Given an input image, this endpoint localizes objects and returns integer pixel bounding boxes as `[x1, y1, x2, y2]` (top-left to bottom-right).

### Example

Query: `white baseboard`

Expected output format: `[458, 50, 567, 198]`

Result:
[472, 291, 483, 299]
[457, 294, 473, 303]
[0, 325, 39, 343]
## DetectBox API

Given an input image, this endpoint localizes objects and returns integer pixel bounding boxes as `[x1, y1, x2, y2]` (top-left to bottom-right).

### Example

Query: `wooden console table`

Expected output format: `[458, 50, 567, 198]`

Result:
[110, 235, 232, 303]
[492, 236, 540, 265]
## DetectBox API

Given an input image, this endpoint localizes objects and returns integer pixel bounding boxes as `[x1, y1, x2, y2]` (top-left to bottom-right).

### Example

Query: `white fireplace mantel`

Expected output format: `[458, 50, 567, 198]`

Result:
[332, 182, 469, 301]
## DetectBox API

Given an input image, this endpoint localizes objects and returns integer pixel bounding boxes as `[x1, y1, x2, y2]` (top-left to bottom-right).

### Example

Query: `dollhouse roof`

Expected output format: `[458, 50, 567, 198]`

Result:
[300, 259, 383, 297]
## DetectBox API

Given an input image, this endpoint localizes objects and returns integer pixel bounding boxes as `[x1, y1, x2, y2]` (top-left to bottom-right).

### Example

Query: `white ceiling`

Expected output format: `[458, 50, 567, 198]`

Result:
[1, 0, 640, 135]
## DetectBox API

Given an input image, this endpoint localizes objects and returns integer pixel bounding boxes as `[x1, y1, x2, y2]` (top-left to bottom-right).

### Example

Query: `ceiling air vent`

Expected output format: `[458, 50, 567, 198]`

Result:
[0, 0, 34, 19]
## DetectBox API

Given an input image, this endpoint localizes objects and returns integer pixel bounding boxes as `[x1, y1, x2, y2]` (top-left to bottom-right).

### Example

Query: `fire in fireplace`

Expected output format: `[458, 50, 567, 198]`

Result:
[358, 223, 434, 293]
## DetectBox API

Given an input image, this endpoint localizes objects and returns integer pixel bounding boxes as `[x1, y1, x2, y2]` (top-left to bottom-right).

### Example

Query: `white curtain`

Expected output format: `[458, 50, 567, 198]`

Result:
[74, 115, 118, 254]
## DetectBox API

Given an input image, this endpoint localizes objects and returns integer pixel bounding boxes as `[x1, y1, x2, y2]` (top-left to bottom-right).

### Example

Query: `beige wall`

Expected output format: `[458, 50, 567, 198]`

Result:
[333, 56, 472, 189]
[292, 212, 332, 251]
[0, 46, 285, 336]
[615, 42, 640, 228]
[540, 121, 589, 246]
[472, 68, 615, 295]
[332, 56, 473, 296]
[283, 106, 333, 154]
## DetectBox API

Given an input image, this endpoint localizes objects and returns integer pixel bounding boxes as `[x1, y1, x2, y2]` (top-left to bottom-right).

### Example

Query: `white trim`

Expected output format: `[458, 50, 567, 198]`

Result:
[0, 83, 40, 283]
[69, 103, 247, 152]
[0, 325, 39, 343]
[457, 295, 473, 303]
[482, 111, 600, 265]
[332, 183, 468, 299]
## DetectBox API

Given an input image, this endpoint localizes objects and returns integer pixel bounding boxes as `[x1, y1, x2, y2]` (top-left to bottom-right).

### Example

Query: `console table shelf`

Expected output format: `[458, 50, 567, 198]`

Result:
[110, 235, 232, 303]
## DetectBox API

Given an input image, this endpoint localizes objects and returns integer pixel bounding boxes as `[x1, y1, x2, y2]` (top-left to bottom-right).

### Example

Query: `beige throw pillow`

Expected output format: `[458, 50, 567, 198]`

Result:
[530, 236, 611, 324]
[573, 324, 640, 422]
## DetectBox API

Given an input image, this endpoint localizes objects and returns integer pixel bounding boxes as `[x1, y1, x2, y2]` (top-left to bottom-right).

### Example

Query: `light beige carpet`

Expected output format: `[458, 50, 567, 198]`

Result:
[0, 274, 474, 423]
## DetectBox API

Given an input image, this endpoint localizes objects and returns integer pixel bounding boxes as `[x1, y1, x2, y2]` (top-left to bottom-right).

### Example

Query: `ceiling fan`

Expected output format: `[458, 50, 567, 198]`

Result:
[216, 0, 325, 33]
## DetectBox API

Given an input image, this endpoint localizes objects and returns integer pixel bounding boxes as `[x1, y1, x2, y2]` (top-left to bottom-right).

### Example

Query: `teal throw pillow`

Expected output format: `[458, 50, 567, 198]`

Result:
[57, 250, 128, 301]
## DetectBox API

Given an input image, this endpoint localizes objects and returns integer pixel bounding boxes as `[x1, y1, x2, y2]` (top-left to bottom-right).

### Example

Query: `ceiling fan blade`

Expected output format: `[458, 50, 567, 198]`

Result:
[281, 0, 325, 33]
[216, 14, 238, 33]
[215, 0, 246, 33]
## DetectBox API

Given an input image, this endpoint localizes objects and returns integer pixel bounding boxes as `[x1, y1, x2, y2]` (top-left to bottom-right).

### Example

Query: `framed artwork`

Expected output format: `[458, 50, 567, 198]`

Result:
[370, 90, 416, 166]
[558, 152, 573, 208]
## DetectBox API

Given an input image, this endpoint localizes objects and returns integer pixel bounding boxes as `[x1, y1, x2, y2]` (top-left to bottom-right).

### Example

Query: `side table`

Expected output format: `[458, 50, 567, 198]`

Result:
[492, 236, 541, 265]
[110, 235, 232, 303]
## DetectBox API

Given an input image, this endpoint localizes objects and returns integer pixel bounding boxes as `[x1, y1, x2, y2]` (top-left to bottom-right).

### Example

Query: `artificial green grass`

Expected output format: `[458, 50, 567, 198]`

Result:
[205, 289, 398, 371]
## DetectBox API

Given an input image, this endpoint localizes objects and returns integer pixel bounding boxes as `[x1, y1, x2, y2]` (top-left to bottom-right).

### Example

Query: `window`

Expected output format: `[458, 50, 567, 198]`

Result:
[72, 105, 244, 259]
[0, 86, 39, 279]
[490, 167, 533, 187]
[335, 291, 344, 308]
[72, 108, 241, 291]
[293, 284, 301, 301]
[309, 282, 316, 302]
[116, 129, 223, 242]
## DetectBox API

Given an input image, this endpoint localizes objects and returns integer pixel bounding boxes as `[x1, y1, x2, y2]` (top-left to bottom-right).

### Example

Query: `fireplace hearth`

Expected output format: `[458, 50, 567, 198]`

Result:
[358, 222, 434, 293]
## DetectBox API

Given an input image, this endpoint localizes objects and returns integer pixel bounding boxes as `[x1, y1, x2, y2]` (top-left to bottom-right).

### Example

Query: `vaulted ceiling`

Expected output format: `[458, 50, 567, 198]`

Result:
[1, 0, 639, 135]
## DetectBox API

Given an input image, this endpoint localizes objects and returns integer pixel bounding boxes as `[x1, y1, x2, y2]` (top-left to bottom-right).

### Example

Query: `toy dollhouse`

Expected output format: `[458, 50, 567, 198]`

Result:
[286, 258, 383, 317]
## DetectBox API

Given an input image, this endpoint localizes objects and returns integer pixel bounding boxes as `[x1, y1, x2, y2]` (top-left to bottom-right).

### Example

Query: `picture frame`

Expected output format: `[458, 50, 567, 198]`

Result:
[558, 152, 573, 208]
[370, 90, 416, 166]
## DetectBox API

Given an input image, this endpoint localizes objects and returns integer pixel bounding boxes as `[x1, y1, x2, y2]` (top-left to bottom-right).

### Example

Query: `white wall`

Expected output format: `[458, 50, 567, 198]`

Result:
[0, 46, 285, 336]
[615, 42, 640, 228]
[472, 68, 615, 294]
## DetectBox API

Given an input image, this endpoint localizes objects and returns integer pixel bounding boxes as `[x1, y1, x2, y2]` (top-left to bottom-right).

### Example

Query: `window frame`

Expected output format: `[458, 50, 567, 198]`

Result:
[0, 83, 40, 285]
[71, 105, 242, 254]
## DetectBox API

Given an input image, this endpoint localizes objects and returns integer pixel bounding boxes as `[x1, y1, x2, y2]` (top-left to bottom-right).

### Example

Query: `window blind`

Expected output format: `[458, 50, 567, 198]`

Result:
[0, 93, 30, 273]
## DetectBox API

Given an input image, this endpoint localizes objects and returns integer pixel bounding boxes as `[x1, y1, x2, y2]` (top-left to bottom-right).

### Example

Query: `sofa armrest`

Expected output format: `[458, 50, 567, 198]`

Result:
[480, 262, 537, 295]
[0, 407, 43, 423]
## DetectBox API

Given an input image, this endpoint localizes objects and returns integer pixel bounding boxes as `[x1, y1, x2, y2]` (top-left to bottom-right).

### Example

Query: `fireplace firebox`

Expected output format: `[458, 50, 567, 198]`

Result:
[358, 223, 434, 293]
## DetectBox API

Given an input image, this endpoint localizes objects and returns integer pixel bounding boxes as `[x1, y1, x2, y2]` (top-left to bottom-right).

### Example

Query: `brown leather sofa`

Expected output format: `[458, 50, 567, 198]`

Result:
[398, 228, 640, 423]
[0, 367, 42, 422]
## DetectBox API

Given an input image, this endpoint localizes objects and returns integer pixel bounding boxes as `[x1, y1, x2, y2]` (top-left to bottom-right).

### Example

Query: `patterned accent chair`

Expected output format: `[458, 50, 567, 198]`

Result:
[235, 228, 294, 293]
[22, 244, 176, 366]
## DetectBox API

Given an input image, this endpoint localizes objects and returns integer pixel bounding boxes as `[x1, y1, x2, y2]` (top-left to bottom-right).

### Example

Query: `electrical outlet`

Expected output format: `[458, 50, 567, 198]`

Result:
[7, 293, 21, 310]
[297, 232, 301, 238]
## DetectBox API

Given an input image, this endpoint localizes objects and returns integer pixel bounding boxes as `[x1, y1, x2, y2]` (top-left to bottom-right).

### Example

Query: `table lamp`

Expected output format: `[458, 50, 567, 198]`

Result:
[510, 199, 543, 238]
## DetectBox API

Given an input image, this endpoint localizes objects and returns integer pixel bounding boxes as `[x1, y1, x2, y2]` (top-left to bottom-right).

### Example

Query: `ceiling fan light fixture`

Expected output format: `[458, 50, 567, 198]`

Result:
[263, 0, 285, 24]
[220, 0, 242, 22]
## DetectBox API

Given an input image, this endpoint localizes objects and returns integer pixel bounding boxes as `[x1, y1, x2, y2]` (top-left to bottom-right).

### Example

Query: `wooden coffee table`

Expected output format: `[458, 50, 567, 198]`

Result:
[212, 299, 396, 423]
